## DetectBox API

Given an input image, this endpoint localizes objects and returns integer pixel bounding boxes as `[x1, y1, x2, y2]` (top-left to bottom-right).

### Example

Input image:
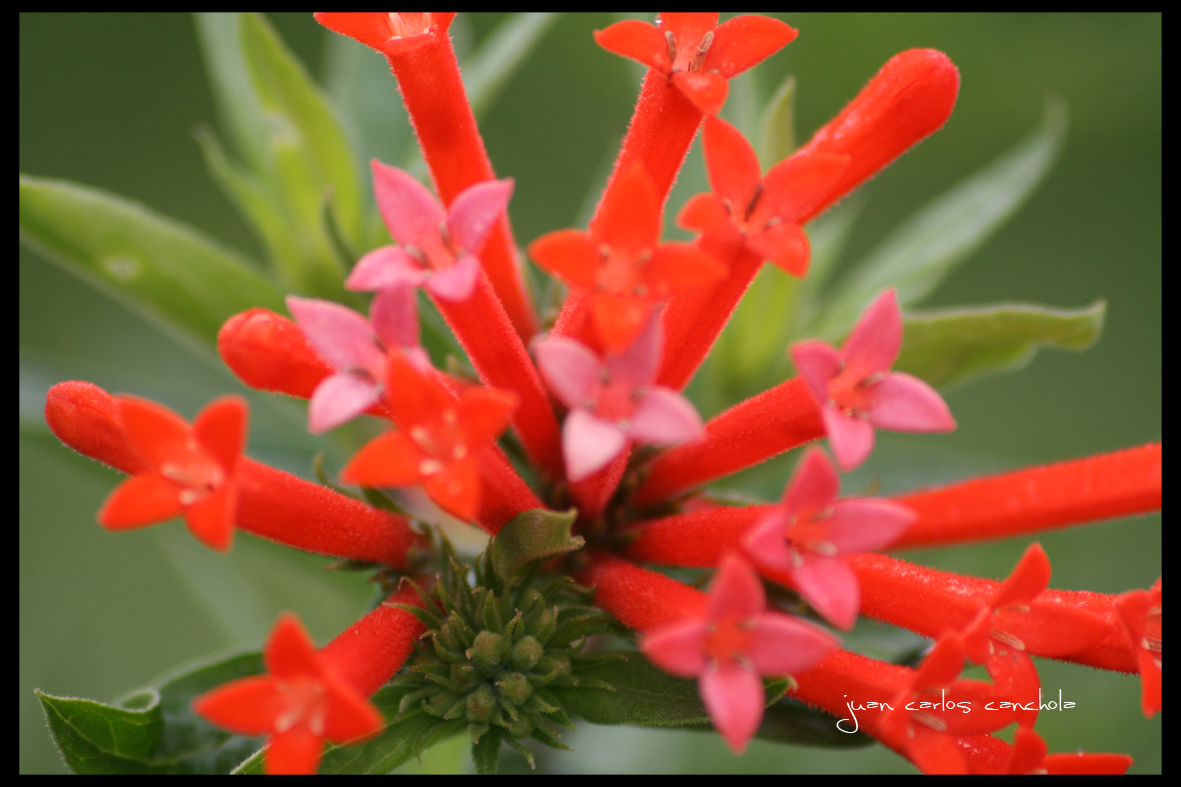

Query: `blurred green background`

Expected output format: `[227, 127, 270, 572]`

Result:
[20, 13, 1159, 773]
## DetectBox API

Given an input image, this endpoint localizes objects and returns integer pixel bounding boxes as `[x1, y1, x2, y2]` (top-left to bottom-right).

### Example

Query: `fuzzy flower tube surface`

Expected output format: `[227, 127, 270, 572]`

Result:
[30, 13, 1159, 775]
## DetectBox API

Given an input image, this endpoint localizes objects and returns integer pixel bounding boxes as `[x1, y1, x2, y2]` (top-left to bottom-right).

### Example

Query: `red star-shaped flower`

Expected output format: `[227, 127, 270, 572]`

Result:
[529, 164, 725, 352]
[791, 288, 956, 470]
[679, 116, 848, 277]
[313, 12, 455, 57]
[741, 448, 914, 630]
[193, 613, 383, 775]
[595, 13, 797, 115]
[641, 553, 836, 753]
[1114, 578, 1162, 718]
[340, 352, 518, 522]
[98, 394, 247, 552]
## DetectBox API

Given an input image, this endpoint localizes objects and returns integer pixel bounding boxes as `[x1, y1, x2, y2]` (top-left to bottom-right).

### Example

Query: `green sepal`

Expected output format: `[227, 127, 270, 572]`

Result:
[470, 726, 504, 774]
[37, 652, 265, 775]
[489, 508, 584, 586]
[895, 300, 1106, 390]
[19, 174, 286, 358]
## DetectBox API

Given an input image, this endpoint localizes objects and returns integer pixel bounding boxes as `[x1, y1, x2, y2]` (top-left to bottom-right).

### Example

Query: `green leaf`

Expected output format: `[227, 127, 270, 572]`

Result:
[464, 13, 560, 119]
[758, 73, 797, 166]
[755, 696, 875, 749]
[37, 652, 265, 774]
[194, 13, 269, 175]
[19, 174, 287, 357]
[554, 654, 708, 727]
[237, 13, 365, 300]
[812, 101, 1068, 341]
[489, 509, 583, 585]
[895, 300, 1106, 390]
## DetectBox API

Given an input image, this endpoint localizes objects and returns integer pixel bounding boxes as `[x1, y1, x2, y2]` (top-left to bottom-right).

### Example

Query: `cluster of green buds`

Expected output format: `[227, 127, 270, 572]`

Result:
[390, 512, 619, 771]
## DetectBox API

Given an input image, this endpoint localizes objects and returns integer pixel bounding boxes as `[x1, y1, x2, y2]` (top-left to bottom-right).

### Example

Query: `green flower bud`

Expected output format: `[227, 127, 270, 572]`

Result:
[496, 671, 534, 706]
[466, 683, 498, 723]
[469, 630, 507, 676]
[509, 635, 544, 671]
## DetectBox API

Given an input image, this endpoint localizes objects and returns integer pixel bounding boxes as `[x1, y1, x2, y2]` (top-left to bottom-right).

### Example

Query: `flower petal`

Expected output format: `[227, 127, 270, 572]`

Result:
[593, 19, 671, 72]
[371, 160, 447, 250]
[425, 254, 480, 302]
[708, 553, 765, 621]
[345, 245, 425, 292]
[533, 335, 602, 409]
[563, 409, 627, 482]
[192, 395, 248, 473]
[780, 448, 839, 520]
[700, 662, 763, 754]
[704, 15, 797, 78]
[822, 407, 876, 471]
[746, 612, 838, 675]
[116, 396, 190, 468]
[265, 613, 324, 679]
[741, 510, 796, 573]
[593, 164, 661, 258]
[747, 221, 810, 278]
[841, 289, 902, 380]
[456, 387, 518, 446]
[758, 151, 849, 226]
[606, 310, 663, 389]
[590, 291, 653, 354]
[369, 284, 419, 350]
[447, 178, 514, 253]
[792, 554, 860, 630]
[701, 116, 761, 209]
[869, 372, 956, 433]
[790, 340, 843, 405]
[98, 472, 183, 529]
[308, 374, 381, 434]
[670, 71, 728, 116]
[628, 388, 703, 445]
[286, 296, 383, 374]
[645, 243, 727, 295]
[422, 455, 481, 521]
[527, 229, 599, 290]
[266, 724, 326, 776]
[184, 481, 237, 552]
[825, 499, 915, 553]
[640, 618, 709, 676]
[676, 192, 736, 240]
[340, 431, 423, 488]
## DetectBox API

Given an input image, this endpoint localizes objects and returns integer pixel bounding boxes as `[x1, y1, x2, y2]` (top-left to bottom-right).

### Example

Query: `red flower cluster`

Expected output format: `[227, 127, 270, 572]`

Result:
[43, 13, 1159, 774]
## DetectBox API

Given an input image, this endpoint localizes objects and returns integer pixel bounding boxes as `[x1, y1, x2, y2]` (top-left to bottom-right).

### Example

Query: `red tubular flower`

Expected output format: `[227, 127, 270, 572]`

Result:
[641, 553, 836, 753]
[551, 14, 795, 354]
[659, 117, 847, 390]
[194, 582, 427, 775]
[530, 164, 726, 354]
[958, 729, 1133, 775]
[632, 376, 824, 508]
[341, 352, 518, 524]
[46, 381, 424, 567]
[1114, 579, 1162, 718]
[314, 13, 535, 340]
[595, 13, 797, 117]
[892, 443, 1162, 548]
[793, 48, 960, 225]
[96, 393, 246, 552]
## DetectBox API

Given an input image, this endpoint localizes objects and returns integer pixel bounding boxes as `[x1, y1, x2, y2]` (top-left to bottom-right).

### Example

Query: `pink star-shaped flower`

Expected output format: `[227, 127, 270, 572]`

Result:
[595, 13, 797, 115]
[286, 290, 428, 434]
[679, 116, 848, 277]
[791, 288, 956, 471]
[742, 448, 914, 630]
[641, 553, 837, 753]
[98, 394, 247, 552]
[533, 313, 703, 481]
[193, 613, 383, 775]
[346, 161, 513, 303]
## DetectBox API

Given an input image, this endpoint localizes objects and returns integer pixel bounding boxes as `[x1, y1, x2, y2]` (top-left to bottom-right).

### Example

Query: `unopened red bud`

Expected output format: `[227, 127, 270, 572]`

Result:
[795, 49, 959, 223]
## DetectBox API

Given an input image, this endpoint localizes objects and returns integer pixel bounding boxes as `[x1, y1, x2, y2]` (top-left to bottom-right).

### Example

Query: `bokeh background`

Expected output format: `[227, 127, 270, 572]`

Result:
[20, 13, 1160, 773]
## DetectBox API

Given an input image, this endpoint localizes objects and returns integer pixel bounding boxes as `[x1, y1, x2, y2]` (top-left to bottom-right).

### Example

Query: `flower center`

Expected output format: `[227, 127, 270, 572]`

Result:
[827, 368, 882, 417]
[273, 677, 328, 736]
[705, 616, 756, 666]
[159, 438, 226, 505]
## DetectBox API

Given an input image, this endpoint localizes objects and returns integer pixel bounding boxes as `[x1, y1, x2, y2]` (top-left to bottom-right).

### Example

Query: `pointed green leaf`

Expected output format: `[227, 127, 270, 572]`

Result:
[464, 13, 560, 119]
[37, 652, 265, 774]
[489, 509, 584, 585]
[19, 174, 286, 356]
[812, 101, 1068, 341]
[470, 727, 504, 774]
[194, 13, 269, 174]
[758, 73, 797, 166]
[238, 13, 364, 299]
[895, 300, 1106, 390]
